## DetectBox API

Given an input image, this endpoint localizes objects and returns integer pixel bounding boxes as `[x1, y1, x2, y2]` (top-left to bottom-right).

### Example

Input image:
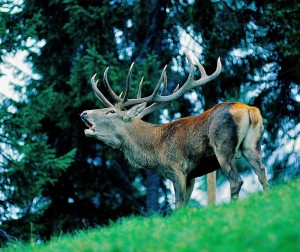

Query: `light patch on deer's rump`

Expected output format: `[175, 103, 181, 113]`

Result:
[242, 124, 261, 151]
[229, 105, 250, 154]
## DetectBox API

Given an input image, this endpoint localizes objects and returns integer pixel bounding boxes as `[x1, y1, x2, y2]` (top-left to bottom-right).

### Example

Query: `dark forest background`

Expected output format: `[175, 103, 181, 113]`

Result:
[0, 0, 299, 243]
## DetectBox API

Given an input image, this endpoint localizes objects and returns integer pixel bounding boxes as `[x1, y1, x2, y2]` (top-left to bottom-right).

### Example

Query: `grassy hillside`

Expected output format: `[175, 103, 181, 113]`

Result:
[5, 179, 300, 252]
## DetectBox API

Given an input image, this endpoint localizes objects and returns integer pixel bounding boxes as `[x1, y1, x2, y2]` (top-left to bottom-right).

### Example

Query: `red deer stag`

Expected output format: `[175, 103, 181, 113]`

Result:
[81, 51, 268, 208]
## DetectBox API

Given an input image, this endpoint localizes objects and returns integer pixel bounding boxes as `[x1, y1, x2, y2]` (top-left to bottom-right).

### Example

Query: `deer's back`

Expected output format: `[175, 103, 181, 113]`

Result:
[157, 102, 259, 177]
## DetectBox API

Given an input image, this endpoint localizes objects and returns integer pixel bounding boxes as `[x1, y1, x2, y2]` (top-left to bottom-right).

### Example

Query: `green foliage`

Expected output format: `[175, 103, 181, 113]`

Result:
[260, 0, 300, 57]
[0, 91, 77, 242]
[5, 180, 300, 251]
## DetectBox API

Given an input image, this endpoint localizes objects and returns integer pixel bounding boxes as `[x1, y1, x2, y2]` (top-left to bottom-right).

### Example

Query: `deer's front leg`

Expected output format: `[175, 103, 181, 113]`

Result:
[172, 171, 187, 209]
[185, 178, 195, 205]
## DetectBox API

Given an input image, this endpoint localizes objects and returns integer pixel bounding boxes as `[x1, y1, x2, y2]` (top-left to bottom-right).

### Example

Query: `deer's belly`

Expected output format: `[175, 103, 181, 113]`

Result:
[187, 155, 220, 180]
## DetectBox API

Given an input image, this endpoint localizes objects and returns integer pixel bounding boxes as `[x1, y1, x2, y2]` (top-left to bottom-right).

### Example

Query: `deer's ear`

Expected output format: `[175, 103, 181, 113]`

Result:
[123, 102, 147, 122]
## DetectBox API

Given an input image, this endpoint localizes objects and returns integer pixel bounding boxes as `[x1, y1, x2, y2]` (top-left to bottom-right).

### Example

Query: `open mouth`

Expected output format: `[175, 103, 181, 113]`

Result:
[82, 117, 95, 131]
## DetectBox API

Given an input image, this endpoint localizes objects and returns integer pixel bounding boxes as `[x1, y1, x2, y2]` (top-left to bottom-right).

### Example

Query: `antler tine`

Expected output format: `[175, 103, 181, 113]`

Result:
[148, 52, 194, 101]
[150, 64, 168, 98]
[120, 64, 168, 108]
[190, 54, 207, 77]
[144, 51, 195, 102]
[103, 67, 122, 103]
[137, 76, 144, 98]
[121, 62, 135, 104]
[173, 84, 180, 93]
[193, 57, 221, 87]
[137, 70, 170, 118]
[160, 71, 168, 95]
[91, 74, 114, 108]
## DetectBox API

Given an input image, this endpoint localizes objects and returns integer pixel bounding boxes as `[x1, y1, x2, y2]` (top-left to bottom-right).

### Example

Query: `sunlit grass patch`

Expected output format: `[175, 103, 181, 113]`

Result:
[4, 179, 300, 252]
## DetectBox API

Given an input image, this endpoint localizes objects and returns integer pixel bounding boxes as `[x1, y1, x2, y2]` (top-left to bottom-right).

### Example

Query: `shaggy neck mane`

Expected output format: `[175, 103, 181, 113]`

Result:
[120, 118, 161, 170]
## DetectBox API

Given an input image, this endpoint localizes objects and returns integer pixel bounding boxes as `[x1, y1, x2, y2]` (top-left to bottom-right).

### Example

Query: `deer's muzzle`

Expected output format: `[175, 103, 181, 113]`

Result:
[80, 112, 94, 129]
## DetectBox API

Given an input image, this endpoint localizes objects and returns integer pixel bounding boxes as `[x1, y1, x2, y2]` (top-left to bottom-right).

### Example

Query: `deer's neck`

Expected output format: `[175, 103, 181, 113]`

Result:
[120, 118, 161, 170]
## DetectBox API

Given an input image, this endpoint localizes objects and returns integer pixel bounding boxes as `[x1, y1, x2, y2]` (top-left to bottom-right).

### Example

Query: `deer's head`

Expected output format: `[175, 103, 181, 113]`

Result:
[81, 103, 147, 148]
[81, 51, 221, 148]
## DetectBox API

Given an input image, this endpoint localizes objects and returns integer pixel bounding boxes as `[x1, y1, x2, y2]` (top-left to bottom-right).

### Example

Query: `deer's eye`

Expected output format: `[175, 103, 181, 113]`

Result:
[107, 110, 116, 114]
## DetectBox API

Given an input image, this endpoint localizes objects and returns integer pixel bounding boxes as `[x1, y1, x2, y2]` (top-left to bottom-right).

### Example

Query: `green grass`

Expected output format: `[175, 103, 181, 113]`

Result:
[4, 179, 300, 252]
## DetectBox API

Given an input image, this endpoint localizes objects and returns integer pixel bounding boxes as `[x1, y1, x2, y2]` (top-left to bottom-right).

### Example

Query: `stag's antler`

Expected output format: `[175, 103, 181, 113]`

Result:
[91, 74, 114, 108]
[102, 67, 122, 103]
[91, 51, 222, 117]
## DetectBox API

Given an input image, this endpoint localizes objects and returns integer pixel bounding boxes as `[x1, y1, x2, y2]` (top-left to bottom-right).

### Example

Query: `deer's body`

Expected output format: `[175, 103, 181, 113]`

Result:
[81, 52, 268, 208]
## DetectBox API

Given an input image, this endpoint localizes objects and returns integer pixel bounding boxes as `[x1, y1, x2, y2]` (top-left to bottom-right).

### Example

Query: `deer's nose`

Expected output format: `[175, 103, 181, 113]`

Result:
[80, 112, 87, 119]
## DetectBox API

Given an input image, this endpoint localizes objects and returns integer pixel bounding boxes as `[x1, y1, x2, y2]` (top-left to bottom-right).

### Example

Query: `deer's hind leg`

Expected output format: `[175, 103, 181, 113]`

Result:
[214, 150, 243, 200]
[210, 130, 243, 200]
[242, 126, 268, 190]
[208, 106, 247, 200]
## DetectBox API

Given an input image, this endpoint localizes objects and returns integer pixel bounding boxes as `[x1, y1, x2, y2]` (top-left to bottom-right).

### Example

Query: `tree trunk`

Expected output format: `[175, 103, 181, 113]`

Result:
[207, 171, 216, 206]
[134, 0, 168, 214]
[146, 170, 160, 214]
